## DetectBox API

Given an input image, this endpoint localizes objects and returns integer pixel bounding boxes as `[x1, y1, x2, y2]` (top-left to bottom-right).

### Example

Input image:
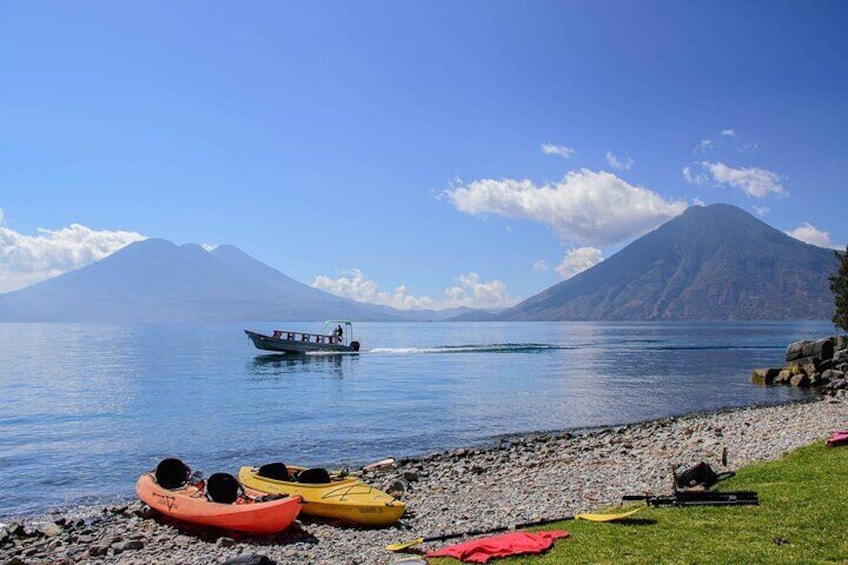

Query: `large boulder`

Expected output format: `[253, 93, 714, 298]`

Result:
[759, 335, 848, 391]
[750, 368, 780, 385]
[786, 337, 834, 363]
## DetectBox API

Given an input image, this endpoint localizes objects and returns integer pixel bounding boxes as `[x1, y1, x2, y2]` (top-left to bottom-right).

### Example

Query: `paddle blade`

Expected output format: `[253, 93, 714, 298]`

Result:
[575, 505, 645, 522]
[386, 537, 425, 552]
[363, 457, 396, 471]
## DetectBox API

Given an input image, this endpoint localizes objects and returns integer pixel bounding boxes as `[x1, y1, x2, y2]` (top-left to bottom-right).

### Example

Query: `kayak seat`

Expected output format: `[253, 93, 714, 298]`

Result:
[206, 473, 242, 504]
[297, 468, 331, 484]
[673, 461, 734, 490]
[155, 458, 191, 489]
[257, 462, 290, 482]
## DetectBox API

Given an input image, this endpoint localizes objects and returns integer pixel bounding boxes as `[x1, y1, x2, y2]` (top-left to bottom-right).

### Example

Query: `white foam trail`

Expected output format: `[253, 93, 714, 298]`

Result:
[368, 347, 433, 354]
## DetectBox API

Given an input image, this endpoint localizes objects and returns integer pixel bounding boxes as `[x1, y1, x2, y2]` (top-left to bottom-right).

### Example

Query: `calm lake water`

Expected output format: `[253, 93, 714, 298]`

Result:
[0, 320, 832, 519]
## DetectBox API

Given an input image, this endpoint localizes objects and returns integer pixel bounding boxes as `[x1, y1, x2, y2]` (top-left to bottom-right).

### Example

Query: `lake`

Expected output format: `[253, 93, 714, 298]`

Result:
[0, 320, 832, 519]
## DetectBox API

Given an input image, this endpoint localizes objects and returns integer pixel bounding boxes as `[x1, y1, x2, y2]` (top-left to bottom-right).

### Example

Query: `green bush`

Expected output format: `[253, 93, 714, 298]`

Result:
[830, 245, 848, 332]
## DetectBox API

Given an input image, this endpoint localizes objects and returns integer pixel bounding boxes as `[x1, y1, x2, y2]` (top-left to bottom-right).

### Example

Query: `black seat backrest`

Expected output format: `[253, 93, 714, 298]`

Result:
[257, 462, 290, 481]
[297, 468, 331, 484]
[155, 458, 191, 489]
[674, 461, 727, 490]
[207, 473, 241, 504]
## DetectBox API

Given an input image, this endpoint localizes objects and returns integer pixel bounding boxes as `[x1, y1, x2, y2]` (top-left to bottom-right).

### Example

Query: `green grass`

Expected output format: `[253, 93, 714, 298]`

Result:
[427, 441, 848, 564]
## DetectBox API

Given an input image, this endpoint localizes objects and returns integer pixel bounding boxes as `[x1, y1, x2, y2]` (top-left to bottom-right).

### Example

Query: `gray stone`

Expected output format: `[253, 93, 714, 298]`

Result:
[216, 536, 237, 548]
[789, 373, 810, 387]
[750, 367, 779, 385]
[220, 554, 276, 565]
[40, 523, 63, 538]
[814, 337, 835, 361]
[775, 369, 792, 384]
[117, 540, 144, 552]
[785, 340, 808, 362]
[89, 544, 108, 557]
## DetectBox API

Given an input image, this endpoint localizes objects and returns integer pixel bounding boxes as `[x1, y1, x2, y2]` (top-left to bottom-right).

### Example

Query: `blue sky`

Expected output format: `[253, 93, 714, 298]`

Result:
[1, 2, 846, 309]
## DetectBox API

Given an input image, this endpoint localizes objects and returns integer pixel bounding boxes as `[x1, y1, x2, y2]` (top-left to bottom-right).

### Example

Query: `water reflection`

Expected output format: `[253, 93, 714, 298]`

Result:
[247, 352, 351, 378]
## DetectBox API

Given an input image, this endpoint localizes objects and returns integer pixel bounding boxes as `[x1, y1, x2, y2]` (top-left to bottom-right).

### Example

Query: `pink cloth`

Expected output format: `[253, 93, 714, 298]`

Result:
[826, 430, 848, 447]
[425, 530, 569, 564]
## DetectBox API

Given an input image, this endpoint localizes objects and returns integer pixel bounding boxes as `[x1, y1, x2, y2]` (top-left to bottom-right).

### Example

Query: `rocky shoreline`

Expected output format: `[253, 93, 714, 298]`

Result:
[3, 394, 847, 565]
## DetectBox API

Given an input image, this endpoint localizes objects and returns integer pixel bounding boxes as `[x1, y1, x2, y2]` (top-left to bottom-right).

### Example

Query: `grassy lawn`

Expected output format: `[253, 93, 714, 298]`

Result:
[425, 440, 848, 564]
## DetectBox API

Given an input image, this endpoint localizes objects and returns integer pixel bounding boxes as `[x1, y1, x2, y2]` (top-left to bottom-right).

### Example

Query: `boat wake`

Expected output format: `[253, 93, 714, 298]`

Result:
[368, 343, 570, 354]
[367, 342, 783, 354]
[647, 344, 785, 351]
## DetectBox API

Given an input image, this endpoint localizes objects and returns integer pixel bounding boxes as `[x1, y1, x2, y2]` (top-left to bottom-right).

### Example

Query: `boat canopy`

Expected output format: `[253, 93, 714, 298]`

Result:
[322, 320, 353, 334]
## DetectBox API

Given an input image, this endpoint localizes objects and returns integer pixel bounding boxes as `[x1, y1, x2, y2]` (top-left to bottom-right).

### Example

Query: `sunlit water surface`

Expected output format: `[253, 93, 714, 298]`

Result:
[0, 320, 830, 518]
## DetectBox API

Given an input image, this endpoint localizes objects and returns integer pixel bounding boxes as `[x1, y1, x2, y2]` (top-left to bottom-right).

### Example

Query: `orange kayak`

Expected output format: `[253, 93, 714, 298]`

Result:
[136, 472, 302, 535]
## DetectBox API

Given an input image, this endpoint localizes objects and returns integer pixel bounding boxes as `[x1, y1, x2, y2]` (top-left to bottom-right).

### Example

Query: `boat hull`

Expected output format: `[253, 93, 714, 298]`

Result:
[136, 473, 302, 535]
[244, 330, 359, 354]
[238, 465, 405, 527]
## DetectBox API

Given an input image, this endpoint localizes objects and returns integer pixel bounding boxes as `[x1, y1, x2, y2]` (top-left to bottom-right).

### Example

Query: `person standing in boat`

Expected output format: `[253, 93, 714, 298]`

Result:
[335, 325, 343, 341]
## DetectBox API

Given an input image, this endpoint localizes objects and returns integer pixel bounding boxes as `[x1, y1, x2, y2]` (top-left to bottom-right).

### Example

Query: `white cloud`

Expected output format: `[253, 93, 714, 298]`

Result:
[311, 269, 518, 311]
[605, 151, 634, 170]
[682, 166, 708, 185]
[443, 169, 687, 246]
[703, 161, 786, 198]
[786, 223, 836, 248]
[555, 247, 604, 279]
[693, 130, 763, 156]
[683, 161, 786, 198]
[694, 139, 715, 154]
[532, 259, 549, 272]
[0, 217, 146, 293]
[738, 141, 763, 153]
[752, 205, 770, 216]
[541, 143, 575, 159]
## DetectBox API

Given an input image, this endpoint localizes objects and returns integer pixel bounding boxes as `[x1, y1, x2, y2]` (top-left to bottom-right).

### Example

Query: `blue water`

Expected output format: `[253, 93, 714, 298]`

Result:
[0, 320, 832, 519]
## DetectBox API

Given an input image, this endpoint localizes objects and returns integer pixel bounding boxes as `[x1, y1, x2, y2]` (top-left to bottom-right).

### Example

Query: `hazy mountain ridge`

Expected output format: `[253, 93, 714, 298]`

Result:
[493, 204, 835, 321]
[0, 239, 416, 322]
[0, 204, 836, 322]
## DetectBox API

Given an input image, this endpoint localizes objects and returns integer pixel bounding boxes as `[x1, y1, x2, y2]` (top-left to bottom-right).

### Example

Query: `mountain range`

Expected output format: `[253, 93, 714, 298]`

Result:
[0, 204, 837, 322]
[0, 239, 470, 322]
[474, 203, 836, 321]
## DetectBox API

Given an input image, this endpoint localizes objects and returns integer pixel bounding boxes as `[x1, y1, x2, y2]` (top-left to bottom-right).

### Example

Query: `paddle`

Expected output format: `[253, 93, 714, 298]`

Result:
[333, 457, 397, 478]
[385, 506, 643, 552]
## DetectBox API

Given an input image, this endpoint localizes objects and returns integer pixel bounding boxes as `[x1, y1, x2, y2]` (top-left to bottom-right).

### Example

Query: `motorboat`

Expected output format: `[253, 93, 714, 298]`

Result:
[244, 320, 360, 354]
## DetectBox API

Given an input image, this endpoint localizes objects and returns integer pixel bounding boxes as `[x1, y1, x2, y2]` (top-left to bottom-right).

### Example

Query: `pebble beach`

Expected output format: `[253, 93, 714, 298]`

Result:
[2, 393, 846, 565]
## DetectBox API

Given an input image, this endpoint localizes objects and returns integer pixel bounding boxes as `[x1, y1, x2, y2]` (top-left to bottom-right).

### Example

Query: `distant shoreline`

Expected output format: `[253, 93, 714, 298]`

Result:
[3, 394, 846, 564]
[4, 394, 826, 522]
[2, 394, 823, 525]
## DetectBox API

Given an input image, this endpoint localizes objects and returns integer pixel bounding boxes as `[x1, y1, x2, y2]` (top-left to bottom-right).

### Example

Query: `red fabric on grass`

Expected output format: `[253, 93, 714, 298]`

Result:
[425, 530, 569, 564]
[826, 430, 848, 447]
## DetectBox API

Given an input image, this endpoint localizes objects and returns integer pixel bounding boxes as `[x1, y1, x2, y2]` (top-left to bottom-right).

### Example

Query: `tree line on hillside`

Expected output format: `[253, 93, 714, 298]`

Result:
[830, 245, 848, 332]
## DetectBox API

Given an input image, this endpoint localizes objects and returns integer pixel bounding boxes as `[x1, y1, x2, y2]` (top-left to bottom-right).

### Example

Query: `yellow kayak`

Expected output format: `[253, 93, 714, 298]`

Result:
[238, 463, 405, 527]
